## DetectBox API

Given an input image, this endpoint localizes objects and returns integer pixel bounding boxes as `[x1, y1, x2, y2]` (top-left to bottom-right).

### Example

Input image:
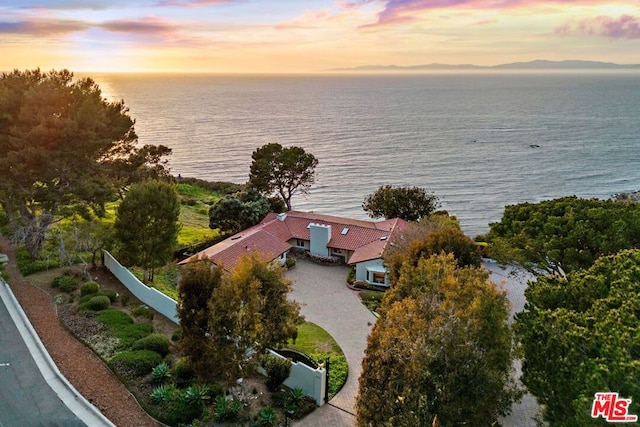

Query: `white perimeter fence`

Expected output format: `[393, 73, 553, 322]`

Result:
[103, 250, 326, 406]
[103, 251, 179, 323]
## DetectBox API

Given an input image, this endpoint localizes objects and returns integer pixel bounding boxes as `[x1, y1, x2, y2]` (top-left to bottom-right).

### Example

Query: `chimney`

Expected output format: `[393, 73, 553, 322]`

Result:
[309, 223, 331, 257]
[276, 212, 287, 222]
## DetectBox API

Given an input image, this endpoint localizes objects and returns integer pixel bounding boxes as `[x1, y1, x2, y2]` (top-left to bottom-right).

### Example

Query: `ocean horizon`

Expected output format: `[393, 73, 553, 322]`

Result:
[91, 72, 640, 237]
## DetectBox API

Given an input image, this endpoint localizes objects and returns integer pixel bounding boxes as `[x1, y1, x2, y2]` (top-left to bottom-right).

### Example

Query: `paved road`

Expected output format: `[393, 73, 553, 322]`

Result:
[287, 259, 541, 427]
[0, 292, 85, 426]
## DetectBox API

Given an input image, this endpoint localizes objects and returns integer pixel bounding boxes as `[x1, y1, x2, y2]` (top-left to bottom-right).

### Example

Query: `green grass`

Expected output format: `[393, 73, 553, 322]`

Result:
[130, 264, 180, 300]
[175, 184, 225, 246]
[287, 322, 348, 398]
[96, 309, 154, 348]
[176, 183, 223, 204]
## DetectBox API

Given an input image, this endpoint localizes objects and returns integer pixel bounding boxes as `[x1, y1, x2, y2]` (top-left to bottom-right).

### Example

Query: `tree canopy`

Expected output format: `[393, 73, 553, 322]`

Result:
[485, 196, 640, 275]
[516, 249, 640, 425]
[357, 254, 520, 426]
[0, 69, 171, 259]
[176, 259, 225, 380]
[114, 180, 181, 282]
[362, 185, 440, 221]
[208, 189, 273, 234]
[248, 143, 318, 211]
[177, 252, 302, 383]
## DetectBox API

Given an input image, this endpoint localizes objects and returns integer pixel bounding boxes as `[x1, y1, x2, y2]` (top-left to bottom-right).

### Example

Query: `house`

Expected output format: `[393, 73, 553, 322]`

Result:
[181, 211, 409, 286]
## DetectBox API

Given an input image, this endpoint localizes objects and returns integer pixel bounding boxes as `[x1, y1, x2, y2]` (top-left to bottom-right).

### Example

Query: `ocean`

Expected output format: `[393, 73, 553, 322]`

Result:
[91, 72, 640, 237]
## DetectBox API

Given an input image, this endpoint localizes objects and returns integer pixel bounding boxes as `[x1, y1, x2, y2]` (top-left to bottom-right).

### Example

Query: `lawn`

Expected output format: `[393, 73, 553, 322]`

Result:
[288, 322, 348, 399]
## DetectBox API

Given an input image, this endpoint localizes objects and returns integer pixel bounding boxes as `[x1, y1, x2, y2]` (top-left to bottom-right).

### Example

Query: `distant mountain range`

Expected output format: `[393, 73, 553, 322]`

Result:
[329, 60, 640, 72]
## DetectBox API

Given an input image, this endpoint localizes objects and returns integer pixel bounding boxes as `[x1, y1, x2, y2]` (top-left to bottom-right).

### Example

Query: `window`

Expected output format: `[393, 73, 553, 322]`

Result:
[372, 272, 386, 284]
[296, 239, 305, 247]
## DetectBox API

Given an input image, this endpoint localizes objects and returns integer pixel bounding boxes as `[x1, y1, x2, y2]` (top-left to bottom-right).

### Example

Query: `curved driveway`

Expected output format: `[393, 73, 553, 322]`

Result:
[287, 259, 374, 426]
[287, 259, 540, 427]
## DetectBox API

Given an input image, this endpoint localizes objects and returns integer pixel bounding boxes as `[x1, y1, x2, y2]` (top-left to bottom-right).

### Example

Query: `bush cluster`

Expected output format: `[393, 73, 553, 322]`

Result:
[132, 305, 155, 320]
[132, 333, 170, 357]
[109, 349, 163, 376]
[262, 355, 292, 391]
[97, 289, 118, 303]
[80, 281, 99, 296]
[359, 290, 385, 313]
[16, 246, 58, 276]
[86, 295, 111, 311]
[285, 258, 296, 269]
[52, 273, 78, 293]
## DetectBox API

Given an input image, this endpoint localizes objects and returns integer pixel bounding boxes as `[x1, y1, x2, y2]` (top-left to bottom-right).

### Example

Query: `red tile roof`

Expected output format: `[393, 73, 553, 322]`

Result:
[181, 211, 409, 271]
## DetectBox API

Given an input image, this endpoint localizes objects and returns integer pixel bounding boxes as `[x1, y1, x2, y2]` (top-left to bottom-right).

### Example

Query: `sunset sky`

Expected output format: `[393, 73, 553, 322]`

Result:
[1, 0, 639, 73]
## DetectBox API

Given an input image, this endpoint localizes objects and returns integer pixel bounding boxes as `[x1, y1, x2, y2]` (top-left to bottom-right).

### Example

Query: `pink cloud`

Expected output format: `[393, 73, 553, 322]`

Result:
[556, 14, 640, 39]
[360, 0, 631, 28]
[100, 17, 178, 35]
[0, 19, 87, 36]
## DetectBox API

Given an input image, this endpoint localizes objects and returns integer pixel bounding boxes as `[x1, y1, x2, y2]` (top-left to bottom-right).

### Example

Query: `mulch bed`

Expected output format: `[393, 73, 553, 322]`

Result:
[0, 238, 162, 427]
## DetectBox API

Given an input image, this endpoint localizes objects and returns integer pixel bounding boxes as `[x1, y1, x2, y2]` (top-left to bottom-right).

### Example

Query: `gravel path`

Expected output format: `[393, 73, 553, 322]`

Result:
[0, 238, 161, 427]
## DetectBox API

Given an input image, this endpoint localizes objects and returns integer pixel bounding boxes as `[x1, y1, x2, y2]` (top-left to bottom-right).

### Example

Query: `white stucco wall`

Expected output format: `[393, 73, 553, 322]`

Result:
[103, 250, 179, 323]
[355, 258, 389, 286]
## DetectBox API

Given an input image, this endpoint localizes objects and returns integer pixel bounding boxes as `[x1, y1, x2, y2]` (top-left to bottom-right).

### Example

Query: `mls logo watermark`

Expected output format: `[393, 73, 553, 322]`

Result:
[592, 392, 638, 423]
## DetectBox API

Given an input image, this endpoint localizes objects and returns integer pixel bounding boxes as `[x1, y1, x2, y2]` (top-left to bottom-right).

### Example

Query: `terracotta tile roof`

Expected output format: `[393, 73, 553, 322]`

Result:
[180, 228, 291, 272]
[182, 211, 409, 271]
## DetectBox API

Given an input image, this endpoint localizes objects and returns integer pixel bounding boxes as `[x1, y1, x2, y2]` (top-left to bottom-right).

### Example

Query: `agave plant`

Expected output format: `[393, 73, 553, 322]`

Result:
[151, 362, 171, 383]
[150, 384, 176, 404]
[285, 387, 306, 413]
[257, 406, 277, 427]
[181, 384, 211, 404]
[213, 395, 244, 422]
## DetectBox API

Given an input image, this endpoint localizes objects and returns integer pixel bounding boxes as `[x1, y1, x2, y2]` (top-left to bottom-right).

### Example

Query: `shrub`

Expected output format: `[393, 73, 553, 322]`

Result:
[173, 357, 195, 387]
[86, 295, 111, 311]
[132, 333, 170, 357]
[109, 349, 163, 376]
[359, 290, 385, 313]
[52, 273, 78, 293]
[171, 327, 183, 342]
[285, 257, 296, 269]
[97, 289, 118, 303]
[96, 309, 134, 328]
[132, 305, 155, 320]
[117, 323, 154, 348]
[16, 246, 58, 276]
[80, 281, 99, 296]
[95, 310, 153, 347]
[263, 355, 292, 391]
[120, 293, 130, 306]
[152, 362, 171, 383]
[159, 387, 207, 425]
[346, 267, 356, 284]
